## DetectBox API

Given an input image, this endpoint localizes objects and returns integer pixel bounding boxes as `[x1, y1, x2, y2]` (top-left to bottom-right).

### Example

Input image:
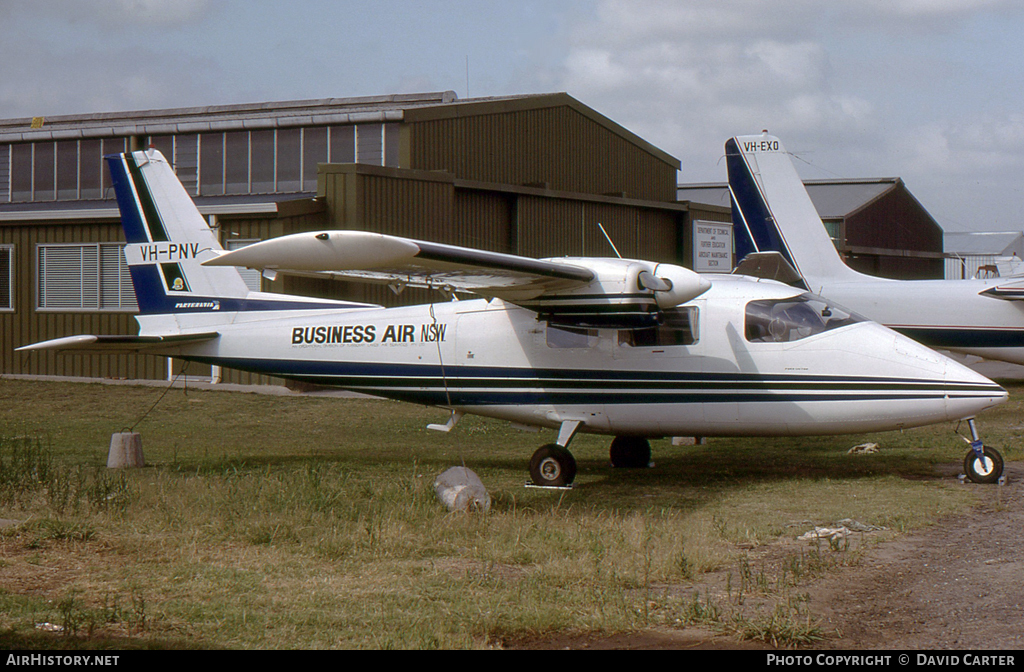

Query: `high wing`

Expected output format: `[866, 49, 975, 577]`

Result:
[204, 230, 712, 329]
[205, 230, 594, 299]
[16, 332, 220, 354]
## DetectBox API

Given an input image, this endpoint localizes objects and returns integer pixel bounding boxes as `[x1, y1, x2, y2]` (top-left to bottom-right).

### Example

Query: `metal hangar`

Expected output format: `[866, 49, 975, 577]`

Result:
[0, 92, 730, 384]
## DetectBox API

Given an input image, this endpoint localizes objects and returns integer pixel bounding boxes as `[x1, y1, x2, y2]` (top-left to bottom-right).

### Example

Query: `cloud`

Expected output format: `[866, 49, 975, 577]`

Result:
[546, 0, 1024, 230]
[8, 0, 211, 27]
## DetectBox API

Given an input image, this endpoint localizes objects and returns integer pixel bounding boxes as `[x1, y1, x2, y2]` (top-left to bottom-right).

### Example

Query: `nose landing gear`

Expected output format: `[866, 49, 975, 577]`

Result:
[962, 418, 1004, 484]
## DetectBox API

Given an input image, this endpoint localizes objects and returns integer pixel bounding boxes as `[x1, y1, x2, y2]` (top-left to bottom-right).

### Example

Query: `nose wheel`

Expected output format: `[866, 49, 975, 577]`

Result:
[962, 418, 1005, 484]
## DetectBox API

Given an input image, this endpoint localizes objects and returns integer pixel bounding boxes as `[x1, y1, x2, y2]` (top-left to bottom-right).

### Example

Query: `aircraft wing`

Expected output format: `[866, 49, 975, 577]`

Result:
[203, 230, 595, 301]
[17, 332, 220, 353]
[203, 230, 712, 329]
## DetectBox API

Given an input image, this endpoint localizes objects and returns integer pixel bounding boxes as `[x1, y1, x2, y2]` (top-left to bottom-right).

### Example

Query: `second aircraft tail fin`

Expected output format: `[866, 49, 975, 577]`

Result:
[725, 133, 863, 287]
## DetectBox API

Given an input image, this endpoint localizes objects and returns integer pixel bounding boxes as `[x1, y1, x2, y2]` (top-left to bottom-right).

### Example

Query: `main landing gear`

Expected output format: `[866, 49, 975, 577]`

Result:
[528, 421, 581, 488]
[527, 422, 655, 488]
[962, 417, 1004, 484]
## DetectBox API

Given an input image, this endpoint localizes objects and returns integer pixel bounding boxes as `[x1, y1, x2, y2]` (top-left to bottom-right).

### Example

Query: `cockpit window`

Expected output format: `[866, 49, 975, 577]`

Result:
[745, 294, 864, 343]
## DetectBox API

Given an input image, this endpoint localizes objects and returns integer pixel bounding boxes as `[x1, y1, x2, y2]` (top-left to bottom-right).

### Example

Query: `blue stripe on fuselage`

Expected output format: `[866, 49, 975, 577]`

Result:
[893, 326, 1024, 348]
[127, 264, 376, 314]
[177, 356, 1000, 407]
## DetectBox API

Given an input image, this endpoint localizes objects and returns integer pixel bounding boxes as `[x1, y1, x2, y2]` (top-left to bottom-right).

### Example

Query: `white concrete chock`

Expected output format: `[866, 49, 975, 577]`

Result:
[434, 466, 491, 513]
[107, 432, 144, 469]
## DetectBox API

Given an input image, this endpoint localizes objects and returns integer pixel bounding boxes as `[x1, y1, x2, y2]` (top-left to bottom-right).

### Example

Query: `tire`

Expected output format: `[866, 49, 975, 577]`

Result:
[964, 446, 1004, 484]
[529, 444, 577, 487]
[609, 436, 652, 469]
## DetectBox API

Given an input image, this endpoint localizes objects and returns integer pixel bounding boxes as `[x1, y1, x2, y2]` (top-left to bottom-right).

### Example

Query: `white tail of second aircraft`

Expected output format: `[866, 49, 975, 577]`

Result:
[725, 133, 864, 288]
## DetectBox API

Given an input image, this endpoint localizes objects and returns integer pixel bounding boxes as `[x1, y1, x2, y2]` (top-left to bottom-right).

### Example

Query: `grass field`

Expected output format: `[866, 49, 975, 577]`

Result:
[0, 376, 1019, 649]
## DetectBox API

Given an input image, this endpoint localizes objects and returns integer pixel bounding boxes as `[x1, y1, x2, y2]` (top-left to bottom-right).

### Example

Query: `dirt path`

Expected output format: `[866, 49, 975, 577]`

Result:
[514, 463, 1024, 650]
[803, 463, 1024, 650]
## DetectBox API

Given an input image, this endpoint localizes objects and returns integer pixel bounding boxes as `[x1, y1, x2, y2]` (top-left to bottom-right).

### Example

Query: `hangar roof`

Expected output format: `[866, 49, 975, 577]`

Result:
[677, 178, 902, 220]
[0, 92, 456, 143]
[945, 231, 1024, 256]
[0, 91, 677, 167]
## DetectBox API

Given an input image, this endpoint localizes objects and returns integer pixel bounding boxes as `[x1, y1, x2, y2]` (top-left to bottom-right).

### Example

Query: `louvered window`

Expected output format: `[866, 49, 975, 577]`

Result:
[37, 244, 137, 311]
[0, 246, 12, 311]
[226, 239, 261, 292]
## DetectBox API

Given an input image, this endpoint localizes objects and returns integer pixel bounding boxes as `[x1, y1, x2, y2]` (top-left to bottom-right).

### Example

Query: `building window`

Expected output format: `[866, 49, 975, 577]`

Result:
[250, 130, 275, 194]
[1, 122, 402, 204]
[330, 125, 355, 163]
[226, 239, 262, 291]
[0, 145, 11, 203]
[0, 245, 12, 311]
[37, 243, 137, 311]
[357, 124, 383, 166]
[277, 128, 301, 192]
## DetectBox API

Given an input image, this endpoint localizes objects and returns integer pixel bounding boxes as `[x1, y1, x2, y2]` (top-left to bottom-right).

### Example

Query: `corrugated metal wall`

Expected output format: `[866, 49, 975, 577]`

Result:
[405, 103, 678, 202]
[2, 221, 166, 379]
[844, 185, 944, 280]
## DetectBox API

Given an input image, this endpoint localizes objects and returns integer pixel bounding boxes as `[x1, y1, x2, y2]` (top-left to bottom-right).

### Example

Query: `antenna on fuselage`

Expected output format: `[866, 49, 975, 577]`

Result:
[597, 222, 622, 259]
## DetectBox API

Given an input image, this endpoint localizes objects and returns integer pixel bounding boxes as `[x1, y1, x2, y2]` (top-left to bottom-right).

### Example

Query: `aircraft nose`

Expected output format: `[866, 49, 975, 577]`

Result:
[943, 356, 1008, 420]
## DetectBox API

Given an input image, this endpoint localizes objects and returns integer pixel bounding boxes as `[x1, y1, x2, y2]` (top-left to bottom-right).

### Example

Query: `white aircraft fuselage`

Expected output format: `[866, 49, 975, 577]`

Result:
[141, 274, 1004, 439]
[18, 148, 1008, 486]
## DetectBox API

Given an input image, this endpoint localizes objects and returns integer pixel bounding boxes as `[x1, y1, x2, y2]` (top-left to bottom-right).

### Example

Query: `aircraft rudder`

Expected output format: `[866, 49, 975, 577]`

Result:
[725, 135, 796, 269]
[726, 134, 860, 284]
[107, 149, 251, 314]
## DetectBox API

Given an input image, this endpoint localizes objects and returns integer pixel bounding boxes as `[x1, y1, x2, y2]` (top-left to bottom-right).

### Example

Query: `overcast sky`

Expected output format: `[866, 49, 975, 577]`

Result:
[3, 0, 1024, 233]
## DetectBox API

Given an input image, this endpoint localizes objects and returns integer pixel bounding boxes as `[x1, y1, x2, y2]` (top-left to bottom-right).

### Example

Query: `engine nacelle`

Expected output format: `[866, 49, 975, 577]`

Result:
[648, 263, 712, 309]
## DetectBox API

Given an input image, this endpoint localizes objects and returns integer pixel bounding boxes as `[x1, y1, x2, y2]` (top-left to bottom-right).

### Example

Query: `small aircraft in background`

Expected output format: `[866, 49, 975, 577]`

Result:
[727, 132, 1024, 367]
[726, 132, 1024, 481]
[19, 149, 1008, 485]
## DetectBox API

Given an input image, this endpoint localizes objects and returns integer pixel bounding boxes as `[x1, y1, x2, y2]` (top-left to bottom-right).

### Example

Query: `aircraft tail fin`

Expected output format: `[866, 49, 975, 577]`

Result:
[106, 149, 252, 315]
[725, 134, 862, 286]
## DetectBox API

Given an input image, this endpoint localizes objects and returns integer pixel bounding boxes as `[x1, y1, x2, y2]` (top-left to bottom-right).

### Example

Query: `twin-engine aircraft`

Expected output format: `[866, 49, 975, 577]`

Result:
[19, 149, 1008, 486]
[727, 132, 1020, 482]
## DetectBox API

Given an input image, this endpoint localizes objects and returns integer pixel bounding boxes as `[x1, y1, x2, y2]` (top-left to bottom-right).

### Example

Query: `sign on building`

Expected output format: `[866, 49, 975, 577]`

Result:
[692, 221, 733, 272]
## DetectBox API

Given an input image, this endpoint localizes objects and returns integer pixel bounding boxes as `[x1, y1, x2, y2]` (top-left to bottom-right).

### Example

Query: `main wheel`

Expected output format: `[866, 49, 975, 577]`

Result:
[529, 444, 577, 487]
[609, 436, 652, 469]
[964, 446, 1004, 484]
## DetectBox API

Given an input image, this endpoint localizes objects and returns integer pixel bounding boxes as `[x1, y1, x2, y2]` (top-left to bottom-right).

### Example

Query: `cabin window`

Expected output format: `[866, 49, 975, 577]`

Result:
[745, 294, 863, 343]
[618, 306, 699, 347]
[547, 325, 599, 349]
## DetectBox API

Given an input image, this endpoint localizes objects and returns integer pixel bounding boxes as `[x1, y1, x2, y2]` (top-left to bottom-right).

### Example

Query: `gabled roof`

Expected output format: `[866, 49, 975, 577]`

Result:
[678, 178, 903, 220]
[944, 231, 1024, 256]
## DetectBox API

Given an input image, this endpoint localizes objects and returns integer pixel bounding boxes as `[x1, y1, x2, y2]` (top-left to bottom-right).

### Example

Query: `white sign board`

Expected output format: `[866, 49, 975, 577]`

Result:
[693, 221, 733, 272]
